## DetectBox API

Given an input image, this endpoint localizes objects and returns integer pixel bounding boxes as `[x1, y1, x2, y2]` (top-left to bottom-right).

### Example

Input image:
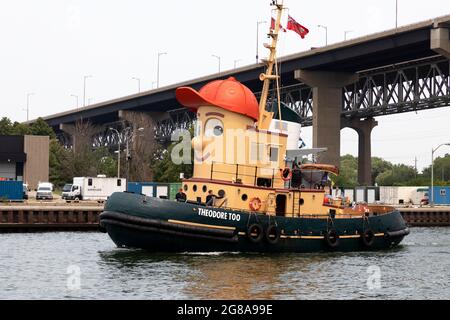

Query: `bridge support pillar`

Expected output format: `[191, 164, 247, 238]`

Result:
[342, 118, 378, 186]
[431, 27, 450, 59]
[59, 123, 76, 149]
[295, 70, 358, 168]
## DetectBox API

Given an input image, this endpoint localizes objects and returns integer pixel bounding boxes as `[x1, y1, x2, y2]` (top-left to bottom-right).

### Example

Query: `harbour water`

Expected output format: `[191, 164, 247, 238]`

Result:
[0, 228, 449, 300]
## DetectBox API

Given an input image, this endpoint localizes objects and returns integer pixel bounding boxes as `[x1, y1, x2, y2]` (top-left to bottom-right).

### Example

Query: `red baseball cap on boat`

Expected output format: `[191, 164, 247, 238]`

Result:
[175, 77, 259, 121]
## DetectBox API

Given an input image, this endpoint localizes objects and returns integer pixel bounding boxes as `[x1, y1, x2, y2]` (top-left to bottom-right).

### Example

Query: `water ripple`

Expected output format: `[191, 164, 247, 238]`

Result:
[0, 228, 449, 300]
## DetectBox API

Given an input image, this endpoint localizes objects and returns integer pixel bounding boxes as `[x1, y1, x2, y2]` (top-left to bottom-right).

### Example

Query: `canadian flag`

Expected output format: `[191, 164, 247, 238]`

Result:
[270, 17, 287, 32]
[287, 15, 309, 39]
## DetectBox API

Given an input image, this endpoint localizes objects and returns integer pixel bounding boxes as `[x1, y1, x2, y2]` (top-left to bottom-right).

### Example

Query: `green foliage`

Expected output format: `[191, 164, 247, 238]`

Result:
[333, 154, 358, 187]
[29, 118, 56, 138]
[0, 116, 54, 137]
[152, 144, 193, 183]
[0, 117, 14, 135]
[375, 164, 417, 186]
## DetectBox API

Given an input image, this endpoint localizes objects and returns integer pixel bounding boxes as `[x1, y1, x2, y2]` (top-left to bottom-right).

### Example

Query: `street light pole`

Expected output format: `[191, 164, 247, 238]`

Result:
[26, 93, 34, 121]
[157, 52, 167, 88]
[318, 25, 328, 46]
[212, 54, 221, 73]
[396, 0, 398, 28]
[256, 20, 267, 64]
[344, 30, 352, 41]
[132, 77, 141, 93]
[431, 143, 450, 206]
[83, 75, 92, 107]
[71, 94, 79, 109]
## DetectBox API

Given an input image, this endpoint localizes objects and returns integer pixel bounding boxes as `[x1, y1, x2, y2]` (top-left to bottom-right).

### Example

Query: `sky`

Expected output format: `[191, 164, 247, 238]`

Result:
[0, 0, 450, 172]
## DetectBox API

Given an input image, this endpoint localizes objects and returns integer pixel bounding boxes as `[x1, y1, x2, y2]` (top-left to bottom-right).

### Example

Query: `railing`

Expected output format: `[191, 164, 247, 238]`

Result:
[209, 162, 285, 188]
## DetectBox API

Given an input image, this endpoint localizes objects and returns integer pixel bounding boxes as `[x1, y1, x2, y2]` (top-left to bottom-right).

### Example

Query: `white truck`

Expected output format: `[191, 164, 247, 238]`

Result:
[61, 176, 126, 202]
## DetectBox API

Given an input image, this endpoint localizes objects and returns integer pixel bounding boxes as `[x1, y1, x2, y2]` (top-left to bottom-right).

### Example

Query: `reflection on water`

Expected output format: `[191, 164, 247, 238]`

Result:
[0, 228, 449, 299]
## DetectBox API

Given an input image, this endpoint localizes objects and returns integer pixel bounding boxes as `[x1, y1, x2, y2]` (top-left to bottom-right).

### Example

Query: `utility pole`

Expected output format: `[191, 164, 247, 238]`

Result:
[414, 157, 418, 179]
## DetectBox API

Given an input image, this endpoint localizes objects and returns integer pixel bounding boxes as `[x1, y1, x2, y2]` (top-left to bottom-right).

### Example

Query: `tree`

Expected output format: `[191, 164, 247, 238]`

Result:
[333, 154, 358, 187]
[375, 164, 417, 186]
[0, 117, 14, 135]
[152, 143, 193, 183]
[372, 157, 394, 184]
[29, 118, 56, 138]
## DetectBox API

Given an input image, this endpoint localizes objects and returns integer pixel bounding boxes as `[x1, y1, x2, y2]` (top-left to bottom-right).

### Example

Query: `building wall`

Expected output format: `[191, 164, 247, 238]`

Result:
[23, 135, 49, 189]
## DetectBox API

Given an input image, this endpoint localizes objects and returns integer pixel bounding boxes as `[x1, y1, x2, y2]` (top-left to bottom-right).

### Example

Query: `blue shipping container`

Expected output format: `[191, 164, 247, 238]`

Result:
[0, 181, 24, 201]
[127, 182, 170, 198]
[431, 187, 450, 205]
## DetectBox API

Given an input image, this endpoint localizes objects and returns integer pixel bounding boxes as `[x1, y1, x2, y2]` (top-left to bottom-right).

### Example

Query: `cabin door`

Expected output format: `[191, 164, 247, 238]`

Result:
[276, 194, 287, 217]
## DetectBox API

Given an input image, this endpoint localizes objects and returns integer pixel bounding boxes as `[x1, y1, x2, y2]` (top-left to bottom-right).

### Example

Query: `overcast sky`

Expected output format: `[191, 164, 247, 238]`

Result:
[1, 0, 450, 171]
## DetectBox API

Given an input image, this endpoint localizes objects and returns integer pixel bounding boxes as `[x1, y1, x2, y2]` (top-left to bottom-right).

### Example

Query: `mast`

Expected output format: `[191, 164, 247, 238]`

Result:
[257, 0, 284, 130]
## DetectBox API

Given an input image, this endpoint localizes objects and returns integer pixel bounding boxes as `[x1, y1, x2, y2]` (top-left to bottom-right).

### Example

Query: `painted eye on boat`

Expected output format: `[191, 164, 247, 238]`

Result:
[205, 118, 224, 137]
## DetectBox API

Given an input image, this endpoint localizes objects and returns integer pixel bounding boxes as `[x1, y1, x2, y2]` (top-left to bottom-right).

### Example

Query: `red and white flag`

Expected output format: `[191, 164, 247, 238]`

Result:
[270, 17, 287, 32]
[287, 15, 309, 39]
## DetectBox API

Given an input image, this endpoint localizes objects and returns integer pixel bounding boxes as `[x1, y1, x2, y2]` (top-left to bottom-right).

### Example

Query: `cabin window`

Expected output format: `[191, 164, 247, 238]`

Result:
[257, 178, 272, 188]
[117, 179, 121, 186]
[202, 185, 207, 193]
[204, 118, 224, 137]
[218, 190, 226, 198]
[241, 194, 248, 201]
[183, 184, 188, 191]
[269, 147, 279, 162]
[299, 198, 305, 206]
[88, 179, 92, 186]
[193, 185, 198, 192]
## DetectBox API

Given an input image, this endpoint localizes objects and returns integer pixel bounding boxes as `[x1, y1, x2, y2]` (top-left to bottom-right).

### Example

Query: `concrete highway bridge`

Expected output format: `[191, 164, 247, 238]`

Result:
[34, 15, 450, 185]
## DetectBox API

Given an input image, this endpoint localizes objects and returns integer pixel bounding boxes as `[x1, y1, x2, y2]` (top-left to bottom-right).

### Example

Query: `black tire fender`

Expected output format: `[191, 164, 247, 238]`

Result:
[325, 229, 340, 248]
[247, 224, 264, 243]
[361, 229, 375, 247]
[265, 225, 281, 245]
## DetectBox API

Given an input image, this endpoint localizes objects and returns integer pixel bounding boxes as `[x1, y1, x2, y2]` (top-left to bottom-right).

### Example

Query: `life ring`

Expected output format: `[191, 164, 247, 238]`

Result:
[265, 225, 281, 245]
[247, 224, 264, 243]
[249, 197, 262, 211]
[280, 168, 292, 181]
[324, 229, 340, 249]
[361, 229, 375, 247]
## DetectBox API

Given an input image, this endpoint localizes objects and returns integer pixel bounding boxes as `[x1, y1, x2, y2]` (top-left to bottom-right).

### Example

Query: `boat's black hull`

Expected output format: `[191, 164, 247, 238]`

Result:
[100, 192, 409, 253]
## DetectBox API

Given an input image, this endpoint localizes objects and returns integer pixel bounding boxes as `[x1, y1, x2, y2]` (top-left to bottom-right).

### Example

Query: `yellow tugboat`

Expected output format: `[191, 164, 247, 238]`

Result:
[100, 1, 409, 252]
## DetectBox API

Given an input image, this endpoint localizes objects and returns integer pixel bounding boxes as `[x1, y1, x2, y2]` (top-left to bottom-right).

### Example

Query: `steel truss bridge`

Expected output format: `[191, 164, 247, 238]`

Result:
[39, 14, 450, 148]
[56, 56, 449, 148]
[143, 56, 450, 143]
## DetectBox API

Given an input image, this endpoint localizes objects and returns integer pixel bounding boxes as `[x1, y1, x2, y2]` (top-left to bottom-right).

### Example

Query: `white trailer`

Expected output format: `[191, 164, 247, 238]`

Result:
[62, 176, 126, 202]
[379, 186, 427, 205]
